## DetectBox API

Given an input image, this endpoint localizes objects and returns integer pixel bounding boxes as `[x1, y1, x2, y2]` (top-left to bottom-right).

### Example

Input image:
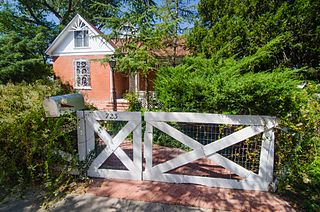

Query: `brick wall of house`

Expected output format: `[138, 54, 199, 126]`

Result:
[52, 55, 112, 108]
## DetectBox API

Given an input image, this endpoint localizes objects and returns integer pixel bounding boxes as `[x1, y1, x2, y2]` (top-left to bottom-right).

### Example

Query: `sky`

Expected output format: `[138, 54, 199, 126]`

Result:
[46, 0, 200, 33]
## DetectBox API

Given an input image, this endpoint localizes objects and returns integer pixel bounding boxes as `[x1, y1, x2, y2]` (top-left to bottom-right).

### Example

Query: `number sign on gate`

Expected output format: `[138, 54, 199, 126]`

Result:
[76, 111, 277, 191]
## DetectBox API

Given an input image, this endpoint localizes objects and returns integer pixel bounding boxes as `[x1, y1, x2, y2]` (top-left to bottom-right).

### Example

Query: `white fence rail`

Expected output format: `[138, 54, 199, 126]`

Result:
[143, 112, 277, 191]
[77, 111, 277, 191]
[77, 111, 142, 180]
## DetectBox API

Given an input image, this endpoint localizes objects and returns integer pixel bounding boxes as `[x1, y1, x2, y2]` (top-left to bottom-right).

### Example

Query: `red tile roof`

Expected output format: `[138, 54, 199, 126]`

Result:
[109, 38, 190, 58]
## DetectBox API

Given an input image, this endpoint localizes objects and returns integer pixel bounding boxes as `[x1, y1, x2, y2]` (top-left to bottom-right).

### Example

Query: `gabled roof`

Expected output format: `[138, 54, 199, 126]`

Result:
[110, 38, 190, 58]
[45, 14, 115, 55]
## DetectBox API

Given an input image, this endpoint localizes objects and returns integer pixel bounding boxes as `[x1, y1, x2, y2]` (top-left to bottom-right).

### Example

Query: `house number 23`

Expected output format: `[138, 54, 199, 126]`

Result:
[106, 112, 118, 120]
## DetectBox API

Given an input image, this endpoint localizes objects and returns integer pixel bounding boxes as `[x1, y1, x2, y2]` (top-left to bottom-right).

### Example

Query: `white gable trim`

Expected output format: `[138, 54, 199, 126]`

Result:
[45, 14, 115, 56]
[51, 51, 114, 56]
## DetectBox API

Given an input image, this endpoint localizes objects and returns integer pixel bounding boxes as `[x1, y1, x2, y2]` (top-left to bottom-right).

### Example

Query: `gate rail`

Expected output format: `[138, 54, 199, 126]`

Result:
[77, 111, 142, 180]
[143, 112, 277, 191]
[77, 111, 277, 191]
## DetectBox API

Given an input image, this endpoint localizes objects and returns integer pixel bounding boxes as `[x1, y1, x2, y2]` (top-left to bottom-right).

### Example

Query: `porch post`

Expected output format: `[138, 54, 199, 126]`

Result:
[109, 57, 117, 111]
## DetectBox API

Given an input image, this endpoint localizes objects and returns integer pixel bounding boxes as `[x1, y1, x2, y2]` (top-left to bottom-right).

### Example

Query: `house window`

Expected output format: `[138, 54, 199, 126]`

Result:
[74, 60, 90, 89]
[74, 30, 89, 47]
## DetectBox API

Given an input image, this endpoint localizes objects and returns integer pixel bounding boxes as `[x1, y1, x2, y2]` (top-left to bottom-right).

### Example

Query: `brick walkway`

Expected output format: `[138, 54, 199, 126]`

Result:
[86, 179, 294, 211]
[89, 141, 295, 211]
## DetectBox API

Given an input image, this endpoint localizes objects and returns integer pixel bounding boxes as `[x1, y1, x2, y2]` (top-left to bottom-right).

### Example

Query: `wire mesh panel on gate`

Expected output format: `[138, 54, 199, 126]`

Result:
[143, 112, 277, 191]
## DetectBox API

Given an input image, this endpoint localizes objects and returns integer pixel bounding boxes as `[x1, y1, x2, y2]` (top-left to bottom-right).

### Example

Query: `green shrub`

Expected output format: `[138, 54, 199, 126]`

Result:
[276, 84, 320, 210]
[155, 57, 300, 116]
[124, 92, 142, 111]
[154, 42, 320, 209]
[0, 80, 77, 196]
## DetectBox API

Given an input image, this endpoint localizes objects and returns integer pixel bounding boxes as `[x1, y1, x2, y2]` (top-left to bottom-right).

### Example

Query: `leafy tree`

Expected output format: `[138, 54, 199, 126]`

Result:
[95, 0, 162, 99]
[0, 7, 53, 83]
[187, 0, 320, 80]
[2, 0, 120, 27]
[0, 0, 121, 83]
[0, 32, 51, 84]
[160, 0, 196, 65]
[95, 0, 196, 92]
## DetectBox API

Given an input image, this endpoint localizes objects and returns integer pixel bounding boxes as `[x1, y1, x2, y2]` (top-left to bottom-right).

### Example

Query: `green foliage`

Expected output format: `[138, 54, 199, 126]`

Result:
[0, 0, 120, 84]
[188, 0, 320, 80]
[124, 92, 142, 112]
[155, 40, 300, 116]
[155, 38, 320, 208]
[0, 32, 51, 84]
[0, 81, 77, 196]
[276, 84, 320, 210]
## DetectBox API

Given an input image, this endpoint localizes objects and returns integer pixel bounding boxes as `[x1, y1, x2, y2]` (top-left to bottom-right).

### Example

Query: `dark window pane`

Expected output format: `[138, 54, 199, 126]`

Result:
[82, 76, 88, 86]
[83, 30, 89, 46]
[75, 60, 90, 87]
[77, 76, 81, 86]
[74, 31, 82, 47]
[74, 30, 89, 47]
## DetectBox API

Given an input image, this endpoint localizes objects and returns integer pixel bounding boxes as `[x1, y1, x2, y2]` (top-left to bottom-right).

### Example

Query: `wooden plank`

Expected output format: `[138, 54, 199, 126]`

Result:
[112, 120, 139, 145]
[89, 146, 115, 171]
[113, 147, 137, 171]
[88, 169, 141, 180]
[87, 117, 113, 145]
[149, 121, 202, 149]
[266, 130, 275, 182]
[77, 111, 86, 161]
[89, 119, 137, 153]
[151, 147, 206, 174]
[150, 121, 261, 179]
[89, 120, 138, 172]
[85, 115, 95, 156]
[144, 112, 277, 126]
[259, 129, 275, 182]
[151, 126, 265, 174]
[84, 111, 141, 121]
[133, 121, 142, 178]
[208, 154, 262, 180]
[144, 123, 153, 170]
[143, 172, 269, 191]
[203, 126, 266, 157]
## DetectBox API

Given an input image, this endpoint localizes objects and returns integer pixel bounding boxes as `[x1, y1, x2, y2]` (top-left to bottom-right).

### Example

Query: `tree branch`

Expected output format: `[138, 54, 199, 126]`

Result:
[22, 1, 42, 25]
[40, 1, 62, 21]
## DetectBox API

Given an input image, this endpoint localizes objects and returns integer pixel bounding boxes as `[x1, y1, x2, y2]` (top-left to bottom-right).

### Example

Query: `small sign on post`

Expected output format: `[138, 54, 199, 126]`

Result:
[43, 93, 85, 117]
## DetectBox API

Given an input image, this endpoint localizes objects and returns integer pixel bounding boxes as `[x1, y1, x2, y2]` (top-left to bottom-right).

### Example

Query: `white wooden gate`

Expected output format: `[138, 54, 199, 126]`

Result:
[77, 111, 142, 180]
[143, 112, 277, 191]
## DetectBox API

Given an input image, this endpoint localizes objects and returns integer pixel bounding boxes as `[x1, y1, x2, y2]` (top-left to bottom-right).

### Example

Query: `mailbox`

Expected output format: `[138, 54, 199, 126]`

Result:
[43, 93, 85, 117]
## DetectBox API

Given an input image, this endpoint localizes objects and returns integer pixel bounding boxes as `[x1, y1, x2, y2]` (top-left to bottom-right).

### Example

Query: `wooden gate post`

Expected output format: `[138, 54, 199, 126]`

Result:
[77, 111, 86, 161]
[77, 111, 95, 161]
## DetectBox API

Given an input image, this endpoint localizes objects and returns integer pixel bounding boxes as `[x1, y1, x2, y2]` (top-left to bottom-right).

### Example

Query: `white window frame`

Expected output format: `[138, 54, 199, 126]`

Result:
[74, 59, 91, 90]
[74, 30, 89, 48]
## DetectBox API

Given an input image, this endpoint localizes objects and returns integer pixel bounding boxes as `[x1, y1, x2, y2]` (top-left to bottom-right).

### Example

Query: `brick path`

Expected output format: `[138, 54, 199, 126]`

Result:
[88, 141, 295, 211]
[86, 179, 294, 211]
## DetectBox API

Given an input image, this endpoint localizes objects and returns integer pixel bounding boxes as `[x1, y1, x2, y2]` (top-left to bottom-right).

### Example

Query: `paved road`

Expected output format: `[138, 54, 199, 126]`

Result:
[0, 193, 211, 212]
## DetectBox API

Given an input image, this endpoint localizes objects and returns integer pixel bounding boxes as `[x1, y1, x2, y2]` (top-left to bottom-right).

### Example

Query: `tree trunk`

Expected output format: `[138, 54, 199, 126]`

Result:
[128, 74, 136, 93]
[172, 0, 179, 67]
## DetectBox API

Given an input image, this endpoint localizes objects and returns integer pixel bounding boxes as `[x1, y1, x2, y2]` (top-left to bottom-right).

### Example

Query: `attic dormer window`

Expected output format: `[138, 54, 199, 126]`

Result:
[72, 19, 89, 47]
[74, 30, 89, 47]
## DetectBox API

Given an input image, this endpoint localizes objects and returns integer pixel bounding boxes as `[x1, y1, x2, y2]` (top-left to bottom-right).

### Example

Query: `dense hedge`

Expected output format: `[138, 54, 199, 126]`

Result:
[155, 46, 320, 209]
[155, 45, 300, 116]
[0, 81, 77, 196]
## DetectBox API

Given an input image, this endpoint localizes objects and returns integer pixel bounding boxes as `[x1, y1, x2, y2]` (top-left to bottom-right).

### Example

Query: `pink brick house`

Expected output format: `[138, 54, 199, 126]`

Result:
[46, 14, 189, 110]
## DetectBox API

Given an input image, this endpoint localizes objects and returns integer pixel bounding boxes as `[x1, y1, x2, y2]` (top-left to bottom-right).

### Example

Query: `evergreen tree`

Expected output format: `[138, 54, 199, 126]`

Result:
[187, 0, 320, 80]
[0, 0, 120, 83]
